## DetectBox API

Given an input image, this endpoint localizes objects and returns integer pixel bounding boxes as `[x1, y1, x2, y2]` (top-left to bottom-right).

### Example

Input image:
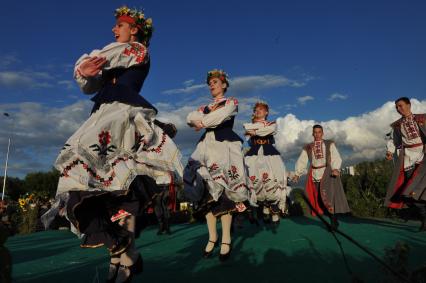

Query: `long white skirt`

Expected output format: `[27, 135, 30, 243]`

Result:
[184, 131, 250, 204]
[55, 102, 183, 195]
[245, 147, 287, 211]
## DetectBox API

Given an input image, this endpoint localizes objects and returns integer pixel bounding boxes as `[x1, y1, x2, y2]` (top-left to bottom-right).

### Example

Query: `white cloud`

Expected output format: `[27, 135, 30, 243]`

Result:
[183, 79, 195, 87]
[57, 80, 75, 90]
[297, 95, 314, 105]
[162, 83, 205, 95]
[328, 93, 348, 101]
[274, 99, 426, 166]
[0, 100, 92, 176]
[3, 97, 425, 177]
[162, 74, 307, 96]
[0, 71, 55, 89]
[230, 75, 305, 94]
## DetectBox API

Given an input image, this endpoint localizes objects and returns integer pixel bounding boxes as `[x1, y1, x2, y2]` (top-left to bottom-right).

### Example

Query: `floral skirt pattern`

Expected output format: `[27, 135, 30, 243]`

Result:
[245, 147, 287, 211]
[184, 132, 251, 209]
[55, 102, 183, 195]
[43, 102, 183, 242]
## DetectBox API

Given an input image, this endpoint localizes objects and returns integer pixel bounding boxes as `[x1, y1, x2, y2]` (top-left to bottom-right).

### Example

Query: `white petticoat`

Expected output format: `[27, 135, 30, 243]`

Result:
[55, 102, 183, 195]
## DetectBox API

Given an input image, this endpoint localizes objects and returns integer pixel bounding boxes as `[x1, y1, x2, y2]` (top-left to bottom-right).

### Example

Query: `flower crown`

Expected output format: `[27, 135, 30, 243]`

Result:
[206, 69, 230, 87]
[253, 100, 269, 112]
[115, 6, 153, 46]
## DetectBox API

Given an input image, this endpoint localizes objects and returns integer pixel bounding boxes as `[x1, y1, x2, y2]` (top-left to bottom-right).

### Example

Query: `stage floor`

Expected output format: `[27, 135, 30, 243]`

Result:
[6, 216, 426, 282]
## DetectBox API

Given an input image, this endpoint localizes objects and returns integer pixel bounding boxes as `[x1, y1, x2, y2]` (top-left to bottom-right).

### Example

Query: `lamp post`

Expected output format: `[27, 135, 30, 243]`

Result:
[2, 113, 12, 201]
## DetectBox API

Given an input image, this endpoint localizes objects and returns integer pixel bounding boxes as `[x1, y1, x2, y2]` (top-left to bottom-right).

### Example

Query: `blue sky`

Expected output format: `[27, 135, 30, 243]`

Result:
[0, 0, 425, 177]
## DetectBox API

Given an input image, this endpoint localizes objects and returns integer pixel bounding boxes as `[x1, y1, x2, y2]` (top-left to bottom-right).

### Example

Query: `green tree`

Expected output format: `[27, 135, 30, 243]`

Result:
[22, 168, 59, 198]
[342, 159, 394, 218]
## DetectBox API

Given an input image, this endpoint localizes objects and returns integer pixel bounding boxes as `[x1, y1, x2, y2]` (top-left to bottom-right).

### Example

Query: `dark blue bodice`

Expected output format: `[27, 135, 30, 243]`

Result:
[198, 100, 243, 143]
[245, 135, 281, 156]
[90, 60, 157, 114]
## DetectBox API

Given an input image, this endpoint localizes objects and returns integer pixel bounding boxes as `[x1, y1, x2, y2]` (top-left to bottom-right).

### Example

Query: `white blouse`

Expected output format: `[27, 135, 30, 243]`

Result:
[74, 42, 149, 94]
[243, 121, 277, 137]
[295, 141, 342, 182]
[187, 97, 238, 129]
[387, 115, 424, 170]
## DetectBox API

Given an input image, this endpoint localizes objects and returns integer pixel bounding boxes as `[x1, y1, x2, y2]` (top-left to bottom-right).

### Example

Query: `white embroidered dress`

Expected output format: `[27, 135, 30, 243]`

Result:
[244, 121, 287, 210]
[184, 97, 251, 205]
[55, 42, 183, 196]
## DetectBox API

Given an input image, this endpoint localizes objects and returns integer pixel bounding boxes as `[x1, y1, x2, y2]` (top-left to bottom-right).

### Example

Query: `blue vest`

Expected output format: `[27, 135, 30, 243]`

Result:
[245, 135, 281, 156]
[90, 60, 157, 114]
[198, 100, 243, 143]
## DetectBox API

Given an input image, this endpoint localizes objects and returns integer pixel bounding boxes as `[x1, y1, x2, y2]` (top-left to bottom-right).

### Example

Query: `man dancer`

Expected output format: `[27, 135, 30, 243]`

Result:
[385, 97, 426, 231]
[292, 125, 350, 230]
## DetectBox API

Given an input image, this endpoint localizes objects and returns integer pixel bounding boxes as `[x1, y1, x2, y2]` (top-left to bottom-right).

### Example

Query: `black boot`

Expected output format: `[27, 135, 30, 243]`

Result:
[329, 215, 339, 232]
[157, 221, 164, 235]
[164, 218, 172, 235]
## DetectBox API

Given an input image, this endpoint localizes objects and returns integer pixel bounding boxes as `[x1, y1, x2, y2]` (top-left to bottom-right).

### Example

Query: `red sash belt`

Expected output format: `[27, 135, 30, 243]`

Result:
[403, 143, 424, 149]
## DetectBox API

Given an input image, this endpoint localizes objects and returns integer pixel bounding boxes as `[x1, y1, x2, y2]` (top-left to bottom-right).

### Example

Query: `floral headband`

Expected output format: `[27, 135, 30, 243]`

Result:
[115, 6, 153, 46]
[206, 69, 230, 87]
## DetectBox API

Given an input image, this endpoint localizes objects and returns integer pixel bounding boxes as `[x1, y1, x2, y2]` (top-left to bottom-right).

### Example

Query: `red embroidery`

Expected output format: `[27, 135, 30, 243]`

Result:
[122, 43, 147, 63]
[313, 141, 324, 159]
[227, 165, 240, 180]
[262, 172, 271, 184]
[142, 133, 167, 154]
[60, 156, 140, 187]
[90, 130, 116, 157]
[249, 175, 259, 186]
[208, 163, 219, 172]
[226, 98, 238, 105]
[98, 131, 111, 145]
[402, 117, 420, 140]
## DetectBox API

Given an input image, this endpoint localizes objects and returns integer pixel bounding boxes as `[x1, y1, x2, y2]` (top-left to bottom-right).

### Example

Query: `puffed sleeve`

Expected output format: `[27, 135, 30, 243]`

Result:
[243, 123, 257, 131]
[187, 107, 205, 127]
[73, 53, 104, 94]
[73, 42, 149, 94]
[201, 98, 238, 128]
[295, 149, 308, 177]
[386, 129, 396, 154]
[254, 121, 277, 136]
[330, 142, 342, 170]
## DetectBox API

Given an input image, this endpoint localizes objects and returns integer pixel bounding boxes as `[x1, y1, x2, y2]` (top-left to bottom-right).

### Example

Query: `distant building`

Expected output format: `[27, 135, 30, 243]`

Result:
[341, 166, 355, 176]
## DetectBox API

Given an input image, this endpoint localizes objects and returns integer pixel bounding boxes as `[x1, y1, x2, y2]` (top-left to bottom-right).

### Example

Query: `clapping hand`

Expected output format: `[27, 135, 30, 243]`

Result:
[78, 56, 107, 77]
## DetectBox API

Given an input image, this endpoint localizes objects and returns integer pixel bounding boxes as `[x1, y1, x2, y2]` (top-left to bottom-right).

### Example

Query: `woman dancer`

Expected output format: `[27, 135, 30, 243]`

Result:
[43, 6, 182, 282]
[244, 101, 287, 226]
[184, 69, 253, 261]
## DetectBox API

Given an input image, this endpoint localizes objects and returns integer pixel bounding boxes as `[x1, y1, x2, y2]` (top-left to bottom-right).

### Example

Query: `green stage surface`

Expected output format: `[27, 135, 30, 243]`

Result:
[6, 216, 426, 283]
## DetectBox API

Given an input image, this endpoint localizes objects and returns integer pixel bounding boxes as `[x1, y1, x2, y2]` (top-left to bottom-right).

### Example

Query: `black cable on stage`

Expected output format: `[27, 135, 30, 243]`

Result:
[301, 194, 411, 283]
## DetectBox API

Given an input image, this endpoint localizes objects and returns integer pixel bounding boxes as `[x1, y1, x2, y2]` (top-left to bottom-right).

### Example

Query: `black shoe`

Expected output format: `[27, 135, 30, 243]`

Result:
[203, 240, 217, 258]
[115, 254, 143, 283]
[105, 262, 120, 283]
[157, 222, 164, 235]
[329, 216, 339, 232]
[164, 220, 172, 235]
[219, 243, 232, 262]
